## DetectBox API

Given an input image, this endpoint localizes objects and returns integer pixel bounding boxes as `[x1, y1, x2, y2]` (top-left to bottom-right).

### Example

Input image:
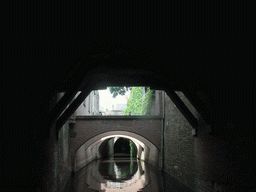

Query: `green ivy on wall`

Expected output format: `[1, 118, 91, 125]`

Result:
[142, 87, 155, 115]
[123, 87, 155, 115]
[123, 87, 143, 115]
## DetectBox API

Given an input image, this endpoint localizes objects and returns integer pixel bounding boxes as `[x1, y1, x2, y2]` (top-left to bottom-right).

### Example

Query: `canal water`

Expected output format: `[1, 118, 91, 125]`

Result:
[65, 158, 194, 192]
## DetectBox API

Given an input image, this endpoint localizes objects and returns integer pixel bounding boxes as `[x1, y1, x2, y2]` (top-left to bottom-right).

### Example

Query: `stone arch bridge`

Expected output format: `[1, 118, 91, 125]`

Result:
[70, 115, 163, 172]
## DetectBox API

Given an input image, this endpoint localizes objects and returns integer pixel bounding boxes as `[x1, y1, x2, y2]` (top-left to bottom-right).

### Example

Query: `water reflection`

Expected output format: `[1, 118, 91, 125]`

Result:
[72, 158, 195, 192]
[98, 158, 138, 181]
[75, 158, 158, 192]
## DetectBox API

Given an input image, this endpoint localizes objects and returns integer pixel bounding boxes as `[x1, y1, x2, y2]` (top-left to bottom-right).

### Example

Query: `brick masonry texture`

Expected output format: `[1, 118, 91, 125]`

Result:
[71, 118, 162, 156]
[57, 121, 72, 192]
[164, 91, 198, 191]
[164, 92, 254, 191]
[38, 94, 73, 192]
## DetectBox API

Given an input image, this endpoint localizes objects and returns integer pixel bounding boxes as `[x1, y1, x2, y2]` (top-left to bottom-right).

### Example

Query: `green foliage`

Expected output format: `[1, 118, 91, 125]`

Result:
[122, 87, 155, 115]
[123, 87, 143, 115]
[130, 140, 134, 158]
[130, 140, 135, 173]
[109, 86, 132, 98]
[141, 88, 155, 115]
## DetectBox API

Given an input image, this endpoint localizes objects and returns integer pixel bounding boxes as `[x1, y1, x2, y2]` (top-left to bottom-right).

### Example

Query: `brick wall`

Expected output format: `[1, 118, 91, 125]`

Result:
[194, 119, 254, 191]
[71, 117, 162, 154]
[37, 94, 60, 192]
[38, 93, 73, 192]
[38, 124, 58, 192]
[56, 121, 72, 192]
[163, 91, 254, 191]
[163, 91, 198, 190]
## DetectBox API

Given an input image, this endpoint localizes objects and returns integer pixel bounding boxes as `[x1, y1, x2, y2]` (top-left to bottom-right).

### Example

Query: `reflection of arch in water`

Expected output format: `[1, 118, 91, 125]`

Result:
[74, 131, 159, 172]
[80, 160, 151, 191]
[98, 159, 138, 181]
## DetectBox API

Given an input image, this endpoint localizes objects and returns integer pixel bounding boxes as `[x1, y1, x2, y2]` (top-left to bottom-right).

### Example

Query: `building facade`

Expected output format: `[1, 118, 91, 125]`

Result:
[75, 90, 100, 116]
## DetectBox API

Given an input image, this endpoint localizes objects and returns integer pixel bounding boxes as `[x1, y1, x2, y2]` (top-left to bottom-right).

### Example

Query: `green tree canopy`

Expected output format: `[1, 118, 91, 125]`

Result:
[109, 86, 132, 98]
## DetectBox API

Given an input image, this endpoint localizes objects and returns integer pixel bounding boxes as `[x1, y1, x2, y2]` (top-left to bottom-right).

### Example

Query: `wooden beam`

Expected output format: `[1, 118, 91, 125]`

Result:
[182, 91, 212, 125]
[55, 82, 96, 132]
[165, 90, 198, 129]
[46, 71, 95, 128]
[47, 57, 87, 121]
[47, 89, 78, 128]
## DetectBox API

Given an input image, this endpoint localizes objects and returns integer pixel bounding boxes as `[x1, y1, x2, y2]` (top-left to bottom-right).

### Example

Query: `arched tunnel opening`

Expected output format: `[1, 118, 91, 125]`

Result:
[114, 137, 137, 158]
[98, 137, 138, 159]
[74, 131, 159, 173]
[74, 132, 153, 190]
[114, 138, 130, 155]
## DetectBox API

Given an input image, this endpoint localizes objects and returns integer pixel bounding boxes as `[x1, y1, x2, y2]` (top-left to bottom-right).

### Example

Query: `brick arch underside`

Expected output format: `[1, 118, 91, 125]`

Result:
[71, 118, 161, 152]
[74, 131, 159, 172]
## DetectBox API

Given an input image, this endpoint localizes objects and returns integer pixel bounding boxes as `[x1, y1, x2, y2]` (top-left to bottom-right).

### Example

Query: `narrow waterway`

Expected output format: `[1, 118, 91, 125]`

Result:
[65, 157, 194, 192]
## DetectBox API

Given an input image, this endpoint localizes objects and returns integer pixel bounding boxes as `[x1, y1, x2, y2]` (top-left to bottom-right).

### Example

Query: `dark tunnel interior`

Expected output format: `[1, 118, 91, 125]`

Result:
[98, 137, 138, 159]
